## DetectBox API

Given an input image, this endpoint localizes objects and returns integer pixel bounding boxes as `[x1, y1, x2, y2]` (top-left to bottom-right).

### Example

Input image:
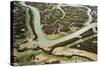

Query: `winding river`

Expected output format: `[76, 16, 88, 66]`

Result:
[20, 2, 97, 47]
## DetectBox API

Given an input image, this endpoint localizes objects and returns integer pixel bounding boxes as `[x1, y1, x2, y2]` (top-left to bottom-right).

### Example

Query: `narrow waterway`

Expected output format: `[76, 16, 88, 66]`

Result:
[57, 4, 92, 25]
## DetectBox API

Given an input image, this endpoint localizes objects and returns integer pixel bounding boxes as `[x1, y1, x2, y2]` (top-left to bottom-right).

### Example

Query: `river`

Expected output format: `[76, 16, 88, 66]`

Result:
[20, 2, 97, 47]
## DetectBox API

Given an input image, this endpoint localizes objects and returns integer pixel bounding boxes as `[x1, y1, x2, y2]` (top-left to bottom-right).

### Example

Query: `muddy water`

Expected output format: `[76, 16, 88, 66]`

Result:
[20, 2, 96, 47]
